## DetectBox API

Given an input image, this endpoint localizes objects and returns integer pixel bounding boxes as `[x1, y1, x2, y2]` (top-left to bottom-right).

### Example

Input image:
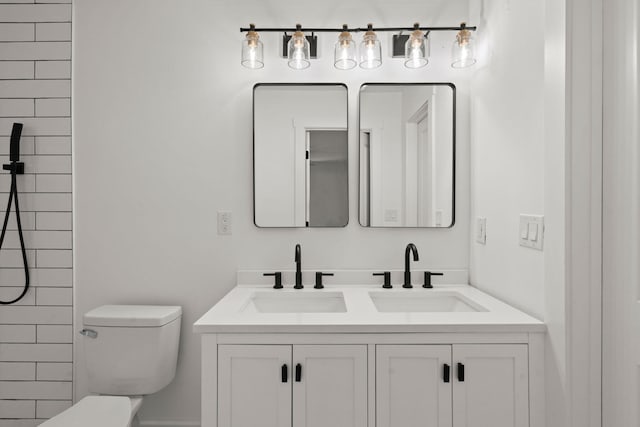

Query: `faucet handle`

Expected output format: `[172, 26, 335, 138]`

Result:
[314, 272, 334, 289]
[423, 271, 444, 289]
[373, 272, 392, 289]
[264, 272, 283, 289]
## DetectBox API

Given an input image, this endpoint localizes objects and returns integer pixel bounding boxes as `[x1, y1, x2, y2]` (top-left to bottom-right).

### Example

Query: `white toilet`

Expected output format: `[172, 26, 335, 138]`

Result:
[40, 305, 182, 427]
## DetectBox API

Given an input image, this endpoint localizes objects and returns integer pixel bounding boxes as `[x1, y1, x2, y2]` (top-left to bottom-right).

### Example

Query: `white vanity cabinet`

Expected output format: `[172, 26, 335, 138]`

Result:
[452, 344, 529, 427]
[196, 284, 546, 427]
[216, 344, 368, 427]
[217, 345, 291, 427]
[202, 334, 543, 427]
[376, 345, 453, 427]
[376, 344, 529, 427]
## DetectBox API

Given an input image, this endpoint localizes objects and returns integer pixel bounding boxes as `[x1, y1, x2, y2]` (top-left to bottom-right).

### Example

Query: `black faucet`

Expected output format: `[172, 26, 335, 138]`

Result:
[294, 244, 303, 289]
[403, 243, 419, 288]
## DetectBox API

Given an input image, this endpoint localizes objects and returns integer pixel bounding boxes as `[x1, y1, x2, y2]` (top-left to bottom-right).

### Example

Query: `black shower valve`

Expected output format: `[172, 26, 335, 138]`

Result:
[3, 162, 24, 175]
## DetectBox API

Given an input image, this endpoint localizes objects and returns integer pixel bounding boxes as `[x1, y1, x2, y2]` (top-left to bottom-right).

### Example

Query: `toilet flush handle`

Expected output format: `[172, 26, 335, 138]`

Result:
[79, 329, 97, 338]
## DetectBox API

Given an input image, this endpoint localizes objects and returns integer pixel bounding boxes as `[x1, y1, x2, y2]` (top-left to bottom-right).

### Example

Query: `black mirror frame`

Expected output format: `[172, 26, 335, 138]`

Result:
[253, 83, 350, 228]
[357, 82, 456, 228]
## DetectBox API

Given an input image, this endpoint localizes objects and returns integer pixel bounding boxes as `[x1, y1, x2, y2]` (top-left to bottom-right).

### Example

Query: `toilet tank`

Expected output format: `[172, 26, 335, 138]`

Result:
[82, 305, 182, 396]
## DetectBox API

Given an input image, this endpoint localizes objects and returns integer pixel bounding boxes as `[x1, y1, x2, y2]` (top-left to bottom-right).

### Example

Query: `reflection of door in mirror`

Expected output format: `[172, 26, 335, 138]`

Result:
[359, 132, 371, 226]
[254, 84, 348, 227]
[359, 83, 454, 228]
[416, 103, 434, 226]
[405, 95, 439, 227]
[308, 130, 348, 226]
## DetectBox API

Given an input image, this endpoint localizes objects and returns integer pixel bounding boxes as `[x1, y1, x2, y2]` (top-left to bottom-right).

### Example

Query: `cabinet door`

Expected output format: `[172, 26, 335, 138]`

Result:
[292, 345, 367, 427]
[376, 345, 452, 427]
[218, 345, 292, 427]
[452, 344, 529, 427]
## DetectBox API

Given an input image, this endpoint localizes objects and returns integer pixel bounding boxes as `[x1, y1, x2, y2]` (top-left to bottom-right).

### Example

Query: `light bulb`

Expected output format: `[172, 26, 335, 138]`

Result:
[287, 24, 310, 70]
[404, 23, 429, 69]
[334, 25, 356, 70]
[359, 24, 381, 69]
[451, 23, 476, 68]
[241, 24, 264, 69]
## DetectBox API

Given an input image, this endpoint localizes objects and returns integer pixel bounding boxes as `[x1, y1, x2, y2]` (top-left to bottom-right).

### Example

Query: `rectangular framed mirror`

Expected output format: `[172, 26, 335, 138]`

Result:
[254, 83, 348, 227]
[359, 83, 455, 228]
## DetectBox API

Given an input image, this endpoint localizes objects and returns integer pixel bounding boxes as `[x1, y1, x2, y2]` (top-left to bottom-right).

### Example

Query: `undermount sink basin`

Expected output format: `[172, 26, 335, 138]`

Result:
[369, 291, 487, 313]
[242, 291, 347, 313]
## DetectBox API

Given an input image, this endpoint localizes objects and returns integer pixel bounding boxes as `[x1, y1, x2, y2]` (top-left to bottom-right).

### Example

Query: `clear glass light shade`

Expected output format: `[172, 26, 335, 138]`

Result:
[288, 31, 310, 70]
[451, 29, 476, 68]
[241, 32, 264, 69]
[334, 32, 357, 70]
[404, 30, 429, 68]
[359, 33, 382, 69]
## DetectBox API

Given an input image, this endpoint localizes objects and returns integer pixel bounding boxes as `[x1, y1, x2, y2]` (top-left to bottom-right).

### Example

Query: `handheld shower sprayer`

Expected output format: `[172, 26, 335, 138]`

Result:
[0, 123, 29, 304]
[9, 122, 22, 162]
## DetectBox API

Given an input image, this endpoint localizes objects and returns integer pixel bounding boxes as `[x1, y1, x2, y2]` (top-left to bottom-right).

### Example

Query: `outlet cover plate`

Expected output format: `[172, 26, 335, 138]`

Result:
[475, 217, 487, 244]
[217, 211, 232, 235]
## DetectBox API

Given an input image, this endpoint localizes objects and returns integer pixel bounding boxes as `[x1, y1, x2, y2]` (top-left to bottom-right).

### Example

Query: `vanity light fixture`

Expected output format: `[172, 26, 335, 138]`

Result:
[404, 23, 429, 68]
[241, 24, 264, 69]
[334, 25, 357, 70]
[451, 22, 477, 68]
[287, 24, 311, 70]
[359, 24, 382, 69]
[239, 23, 477, 70]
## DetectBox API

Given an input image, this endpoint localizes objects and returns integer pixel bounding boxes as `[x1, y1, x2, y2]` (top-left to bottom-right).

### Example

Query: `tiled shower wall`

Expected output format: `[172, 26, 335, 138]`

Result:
[0, 1, 72, 426]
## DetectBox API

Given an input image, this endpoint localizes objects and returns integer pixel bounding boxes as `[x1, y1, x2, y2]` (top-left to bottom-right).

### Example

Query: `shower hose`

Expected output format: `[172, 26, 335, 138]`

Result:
[0, 122, 29, 305]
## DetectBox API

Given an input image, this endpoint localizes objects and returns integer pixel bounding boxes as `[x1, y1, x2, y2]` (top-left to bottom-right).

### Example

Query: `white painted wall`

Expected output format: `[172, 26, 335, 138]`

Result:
[603, 0, 637, 425]
[468, 0, 545, 320]
[73, 0, 472, 424]
[469, 1, 602, 426]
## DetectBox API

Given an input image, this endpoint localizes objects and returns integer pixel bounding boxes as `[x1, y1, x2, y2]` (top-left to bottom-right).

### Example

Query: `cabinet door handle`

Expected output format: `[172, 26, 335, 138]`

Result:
[281, 364, 288, 383]
[443, 364, 450, 383]
[295, 363, 302, 382]
[457, 363, 465, 382]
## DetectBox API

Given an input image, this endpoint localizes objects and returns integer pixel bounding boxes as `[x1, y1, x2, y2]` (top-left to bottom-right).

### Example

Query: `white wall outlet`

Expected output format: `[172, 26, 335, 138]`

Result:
[519, 214, 544, 250]
[217, 211, 232, 235]
[384, 209, 398, 222]
[475, 217, 487, 244]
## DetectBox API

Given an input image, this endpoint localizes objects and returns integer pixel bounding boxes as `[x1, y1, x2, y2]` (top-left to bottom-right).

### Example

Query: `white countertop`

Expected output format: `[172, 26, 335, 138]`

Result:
[193, 284, 545, 334]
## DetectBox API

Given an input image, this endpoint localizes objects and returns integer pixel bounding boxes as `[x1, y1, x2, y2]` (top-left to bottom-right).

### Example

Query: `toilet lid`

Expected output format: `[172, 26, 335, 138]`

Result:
[39, 396, 131, 427]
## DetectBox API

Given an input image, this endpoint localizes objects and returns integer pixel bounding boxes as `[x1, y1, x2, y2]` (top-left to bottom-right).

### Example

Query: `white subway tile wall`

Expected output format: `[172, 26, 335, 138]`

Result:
[0, 0, 72, 424]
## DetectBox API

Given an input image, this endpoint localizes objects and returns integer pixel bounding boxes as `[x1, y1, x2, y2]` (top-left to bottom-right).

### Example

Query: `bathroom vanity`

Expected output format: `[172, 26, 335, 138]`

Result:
[194, 272, 545, 427]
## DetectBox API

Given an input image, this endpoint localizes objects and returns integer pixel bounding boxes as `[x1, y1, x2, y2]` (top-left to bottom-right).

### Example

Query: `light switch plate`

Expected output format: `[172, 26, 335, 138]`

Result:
[519, 214, 544, 250]
[475, 217, 487, 244]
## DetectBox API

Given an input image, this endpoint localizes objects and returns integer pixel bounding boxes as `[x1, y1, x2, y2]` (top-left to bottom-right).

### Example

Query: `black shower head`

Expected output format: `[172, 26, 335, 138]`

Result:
[10, 123, 23, 162]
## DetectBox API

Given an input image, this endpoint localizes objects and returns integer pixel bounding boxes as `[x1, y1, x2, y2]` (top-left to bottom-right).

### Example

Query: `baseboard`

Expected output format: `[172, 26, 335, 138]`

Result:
[139, 421, 200, 427]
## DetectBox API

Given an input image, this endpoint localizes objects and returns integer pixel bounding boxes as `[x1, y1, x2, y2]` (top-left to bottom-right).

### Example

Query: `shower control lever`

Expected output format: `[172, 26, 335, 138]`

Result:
[264, 272, 282, 289]
[423, 271, 444, 288]
[2, 162, 24, 174]
[373, 272, 392, 288]
[314, 272, 333, 289]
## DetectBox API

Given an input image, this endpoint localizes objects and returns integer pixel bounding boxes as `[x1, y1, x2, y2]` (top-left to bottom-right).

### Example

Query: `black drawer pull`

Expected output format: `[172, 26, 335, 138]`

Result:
[457, 362, 465, 382]
[443, 364, 450, 383]
[295, 363, 302, 382]
[281, 364, 288, 383]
